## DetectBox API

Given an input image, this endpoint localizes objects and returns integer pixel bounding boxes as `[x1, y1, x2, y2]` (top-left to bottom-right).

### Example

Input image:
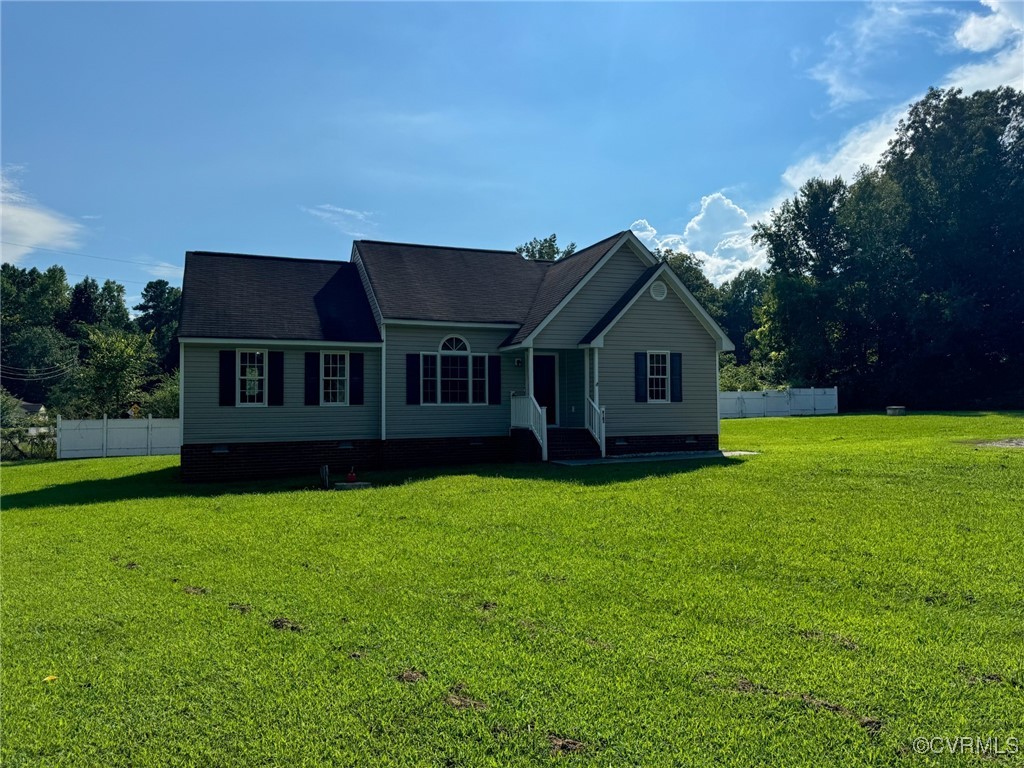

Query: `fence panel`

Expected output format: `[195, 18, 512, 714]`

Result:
[719, 388, 838, 419]
[57, 416, 180, 458]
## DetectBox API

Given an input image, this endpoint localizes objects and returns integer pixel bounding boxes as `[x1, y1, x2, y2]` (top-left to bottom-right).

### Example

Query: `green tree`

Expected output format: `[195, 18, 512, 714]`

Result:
[654, 249, 723, 321]
[516, 234, 576, 261]
[134, 279, 182, 372]
[717, 268, 767, 364]
[51, 328, 156, 418]
[140, 371, 179, 418]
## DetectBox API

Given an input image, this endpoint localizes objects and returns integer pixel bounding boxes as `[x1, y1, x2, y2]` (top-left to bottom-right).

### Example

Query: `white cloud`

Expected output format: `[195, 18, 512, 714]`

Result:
[300, 204, 376, 238]
[0, 168, 82, 264]
[784, 1, 1023, 194]
[630, 193, 766, 286]
[955, 0, 1021, 51]
[144, 261, 184, 281]
[808, 2, 958, 110]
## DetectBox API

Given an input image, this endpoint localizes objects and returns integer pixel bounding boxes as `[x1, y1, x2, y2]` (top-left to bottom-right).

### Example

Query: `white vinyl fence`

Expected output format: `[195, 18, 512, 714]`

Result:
[720, 387, 838, 419]
[56, 415, 181, 459]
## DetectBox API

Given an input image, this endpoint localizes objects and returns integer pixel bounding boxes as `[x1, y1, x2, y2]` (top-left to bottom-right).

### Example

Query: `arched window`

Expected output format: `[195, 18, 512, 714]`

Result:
[440, 336, 469, 353]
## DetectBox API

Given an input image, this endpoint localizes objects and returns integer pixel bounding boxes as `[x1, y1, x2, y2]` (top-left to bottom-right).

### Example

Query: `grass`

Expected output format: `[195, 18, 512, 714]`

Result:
[2, 413, 1023, 766]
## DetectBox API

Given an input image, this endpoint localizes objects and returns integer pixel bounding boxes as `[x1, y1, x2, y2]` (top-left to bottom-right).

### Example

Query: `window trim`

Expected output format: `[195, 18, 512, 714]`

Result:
[419, 349, 489, 406]
[236, 348, 268, 408]
[320, 350, 349, 407]
[647, 350, 669, 404]
[439, 335, 470, 353]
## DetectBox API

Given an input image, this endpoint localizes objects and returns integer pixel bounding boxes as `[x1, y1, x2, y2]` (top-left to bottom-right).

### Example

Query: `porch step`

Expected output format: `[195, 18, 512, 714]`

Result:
[546, 428, 601, 461]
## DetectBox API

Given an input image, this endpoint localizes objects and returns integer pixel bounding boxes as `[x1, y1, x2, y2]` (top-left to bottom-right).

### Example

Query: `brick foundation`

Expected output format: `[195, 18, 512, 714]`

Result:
[605, 433, 718, 456]
[181, 435, 518, 482]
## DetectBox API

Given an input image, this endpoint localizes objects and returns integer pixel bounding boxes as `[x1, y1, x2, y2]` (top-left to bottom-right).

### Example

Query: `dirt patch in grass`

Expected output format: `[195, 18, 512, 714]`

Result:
[548, 734, 586, 754]
[124, 561, 140, 570]
[480, 601, 498, 612]
[270, 617, 303, 632]
[444, 683, 487, 711]
[397, 668, 426, 683]
[978, 438, 1024, 448]
[798, 628, 859, 651]
[958, 662, 1015, 687]
[228, 602, 252, 614]
[734, 677, 882, 734]
[183, 585, 208, 595]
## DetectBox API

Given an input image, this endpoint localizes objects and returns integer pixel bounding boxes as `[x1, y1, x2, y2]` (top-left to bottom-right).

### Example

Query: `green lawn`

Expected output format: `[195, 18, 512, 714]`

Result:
[2, 414, 1023, 766]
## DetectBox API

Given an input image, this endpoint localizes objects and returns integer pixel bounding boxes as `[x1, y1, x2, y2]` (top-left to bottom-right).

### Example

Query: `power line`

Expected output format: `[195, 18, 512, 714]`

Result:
[0, 240, 177, 269]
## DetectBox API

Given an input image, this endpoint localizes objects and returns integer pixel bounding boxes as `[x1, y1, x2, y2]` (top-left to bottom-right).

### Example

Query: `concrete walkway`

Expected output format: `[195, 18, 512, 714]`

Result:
[551, 450, 758, 467]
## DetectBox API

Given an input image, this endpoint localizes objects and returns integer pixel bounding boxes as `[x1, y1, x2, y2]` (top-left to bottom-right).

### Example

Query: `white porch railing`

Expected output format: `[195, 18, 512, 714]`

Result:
[585, 397, 606, 458]
[510, 393, 548, 461]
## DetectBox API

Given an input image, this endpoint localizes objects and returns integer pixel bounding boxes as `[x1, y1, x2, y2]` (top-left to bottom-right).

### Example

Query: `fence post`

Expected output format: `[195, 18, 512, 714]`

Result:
[102, 414, 108, 458]
[56, 415, 62, 459]
[147, 414, 153, 456]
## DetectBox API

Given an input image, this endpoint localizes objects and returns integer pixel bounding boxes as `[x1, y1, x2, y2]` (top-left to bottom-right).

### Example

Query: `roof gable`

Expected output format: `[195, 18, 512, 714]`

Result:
[580, 262, 735, 351]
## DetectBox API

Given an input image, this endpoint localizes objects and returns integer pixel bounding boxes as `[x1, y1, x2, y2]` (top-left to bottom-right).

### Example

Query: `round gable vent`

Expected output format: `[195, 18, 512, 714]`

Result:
[650, 280, 667, 301]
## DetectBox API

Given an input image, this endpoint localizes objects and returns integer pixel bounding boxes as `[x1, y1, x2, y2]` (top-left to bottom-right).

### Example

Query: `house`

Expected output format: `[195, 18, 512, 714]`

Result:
[18, 401, 46, 418]
[177, 231, 733, 480]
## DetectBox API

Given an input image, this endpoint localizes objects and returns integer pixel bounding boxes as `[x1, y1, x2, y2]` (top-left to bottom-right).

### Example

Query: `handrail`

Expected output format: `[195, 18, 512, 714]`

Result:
[585, 396, 606, 458]
[511, 393, 548, 461]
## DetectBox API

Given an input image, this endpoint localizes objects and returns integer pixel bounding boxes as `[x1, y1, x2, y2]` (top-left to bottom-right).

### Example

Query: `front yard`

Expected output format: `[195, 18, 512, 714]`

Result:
[2, 414, 1022, 766]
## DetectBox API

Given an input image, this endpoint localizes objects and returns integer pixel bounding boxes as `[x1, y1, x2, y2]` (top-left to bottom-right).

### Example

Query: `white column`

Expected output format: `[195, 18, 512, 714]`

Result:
[593, 348, 600, 406]
[584, 347, 590, 402]
[527, 347, 534, 400]
[380, 325, 387, 440]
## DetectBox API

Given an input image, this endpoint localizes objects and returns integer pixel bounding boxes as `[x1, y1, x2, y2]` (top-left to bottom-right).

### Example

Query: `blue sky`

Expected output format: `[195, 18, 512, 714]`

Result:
[2, 1, 1022, 301]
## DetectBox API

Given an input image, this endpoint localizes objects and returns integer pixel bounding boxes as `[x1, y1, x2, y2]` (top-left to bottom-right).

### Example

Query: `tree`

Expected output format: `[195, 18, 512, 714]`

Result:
[0, 327, 79, 404]
[50, 328, 156, 418]
[517, 234, 576, 261]
[96, 279, 131, 330]
[134, 280, 182, 372]
[717, 268, 767, 364]
[141, 370, 179, 418]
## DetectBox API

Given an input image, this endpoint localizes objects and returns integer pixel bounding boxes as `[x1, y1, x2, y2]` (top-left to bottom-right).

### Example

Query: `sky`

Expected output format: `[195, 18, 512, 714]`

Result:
[2, 1, 1022, 307]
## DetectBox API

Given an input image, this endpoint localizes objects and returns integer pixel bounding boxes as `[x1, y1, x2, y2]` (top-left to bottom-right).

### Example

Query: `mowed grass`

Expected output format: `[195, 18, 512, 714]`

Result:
[2, 414, 1023, 767]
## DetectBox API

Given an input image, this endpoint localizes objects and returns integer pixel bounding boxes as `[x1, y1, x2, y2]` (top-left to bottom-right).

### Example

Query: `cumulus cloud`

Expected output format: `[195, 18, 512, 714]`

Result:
[0, 168, 82, 264]
[631, 193, 766, 286]
[300, 204, 376, 238]
[955, 0, 1022, 51]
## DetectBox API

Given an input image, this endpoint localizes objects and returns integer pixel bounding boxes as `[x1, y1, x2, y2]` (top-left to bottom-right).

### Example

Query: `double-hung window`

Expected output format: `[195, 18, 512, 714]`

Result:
[238, 350, 266, 406]
[321, 351, 348, 405]
[647, 351, 668, 403]
[420, 336, 487, 405]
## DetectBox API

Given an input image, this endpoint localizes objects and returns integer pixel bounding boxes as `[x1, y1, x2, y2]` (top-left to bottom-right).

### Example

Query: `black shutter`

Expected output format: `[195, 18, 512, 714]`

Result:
[670, 352, 683, 402]
[487, 355, 501, 405]
[406, 354, 420, 405]
[349, 352, 364, 405]
[268, 351, 284, 406]
[219, 350, 235, 406]
[634, 352, 648, 403]
[304, 352, 320, 405]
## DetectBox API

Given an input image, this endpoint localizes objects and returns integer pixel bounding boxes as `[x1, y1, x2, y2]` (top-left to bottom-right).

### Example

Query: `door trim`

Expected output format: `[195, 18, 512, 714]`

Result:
[533, 353, 559, 427]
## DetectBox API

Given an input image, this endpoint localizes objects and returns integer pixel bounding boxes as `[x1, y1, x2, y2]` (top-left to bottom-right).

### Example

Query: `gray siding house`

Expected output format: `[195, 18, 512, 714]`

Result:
[178, 231, 733, 480]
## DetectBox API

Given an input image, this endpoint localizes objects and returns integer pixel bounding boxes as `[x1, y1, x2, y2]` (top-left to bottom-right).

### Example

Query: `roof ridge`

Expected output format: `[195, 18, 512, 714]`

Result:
[186, 251, 347, 266]
[547, 230, 627, 267]
[355, 239, 519, 256]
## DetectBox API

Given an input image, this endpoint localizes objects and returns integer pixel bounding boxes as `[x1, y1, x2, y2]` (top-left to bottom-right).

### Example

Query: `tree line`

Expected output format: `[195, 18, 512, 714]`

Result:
[1, 268, 182, 419]
[531, 87, 1023, 410]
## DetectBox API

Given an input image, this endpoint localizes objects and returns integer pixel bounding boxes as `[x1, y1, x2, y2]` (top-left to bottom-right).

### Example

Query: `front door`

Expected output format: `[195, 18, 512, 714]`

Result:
[533, 354, 557, 425]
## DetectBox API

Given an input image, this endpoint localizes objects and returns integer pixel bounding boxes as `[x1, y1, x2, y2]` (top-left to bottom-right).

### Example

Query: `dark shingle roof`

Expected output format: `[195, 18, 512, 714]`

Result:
[579, 264, 661, 344]
[179, 252, 381, 342]
[354, 241, 549, 324]
[503, 231, 627, 346]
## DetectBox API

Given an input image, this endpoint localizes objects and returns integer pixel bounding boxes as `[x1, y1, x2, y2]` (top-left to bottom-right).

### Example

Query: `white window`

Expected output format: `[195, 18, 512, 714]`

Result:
[238, 350, 267, 406]
[321, 351, 348, 405]
[648, 351, 668, 403]
[420, 336, 487, 405]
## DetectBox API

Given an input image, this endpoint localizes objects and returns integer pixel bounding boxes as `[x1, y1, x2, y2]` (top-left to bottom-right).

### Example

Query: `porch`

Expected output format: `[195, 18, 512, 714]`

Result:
[509, 347, 605, 461]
